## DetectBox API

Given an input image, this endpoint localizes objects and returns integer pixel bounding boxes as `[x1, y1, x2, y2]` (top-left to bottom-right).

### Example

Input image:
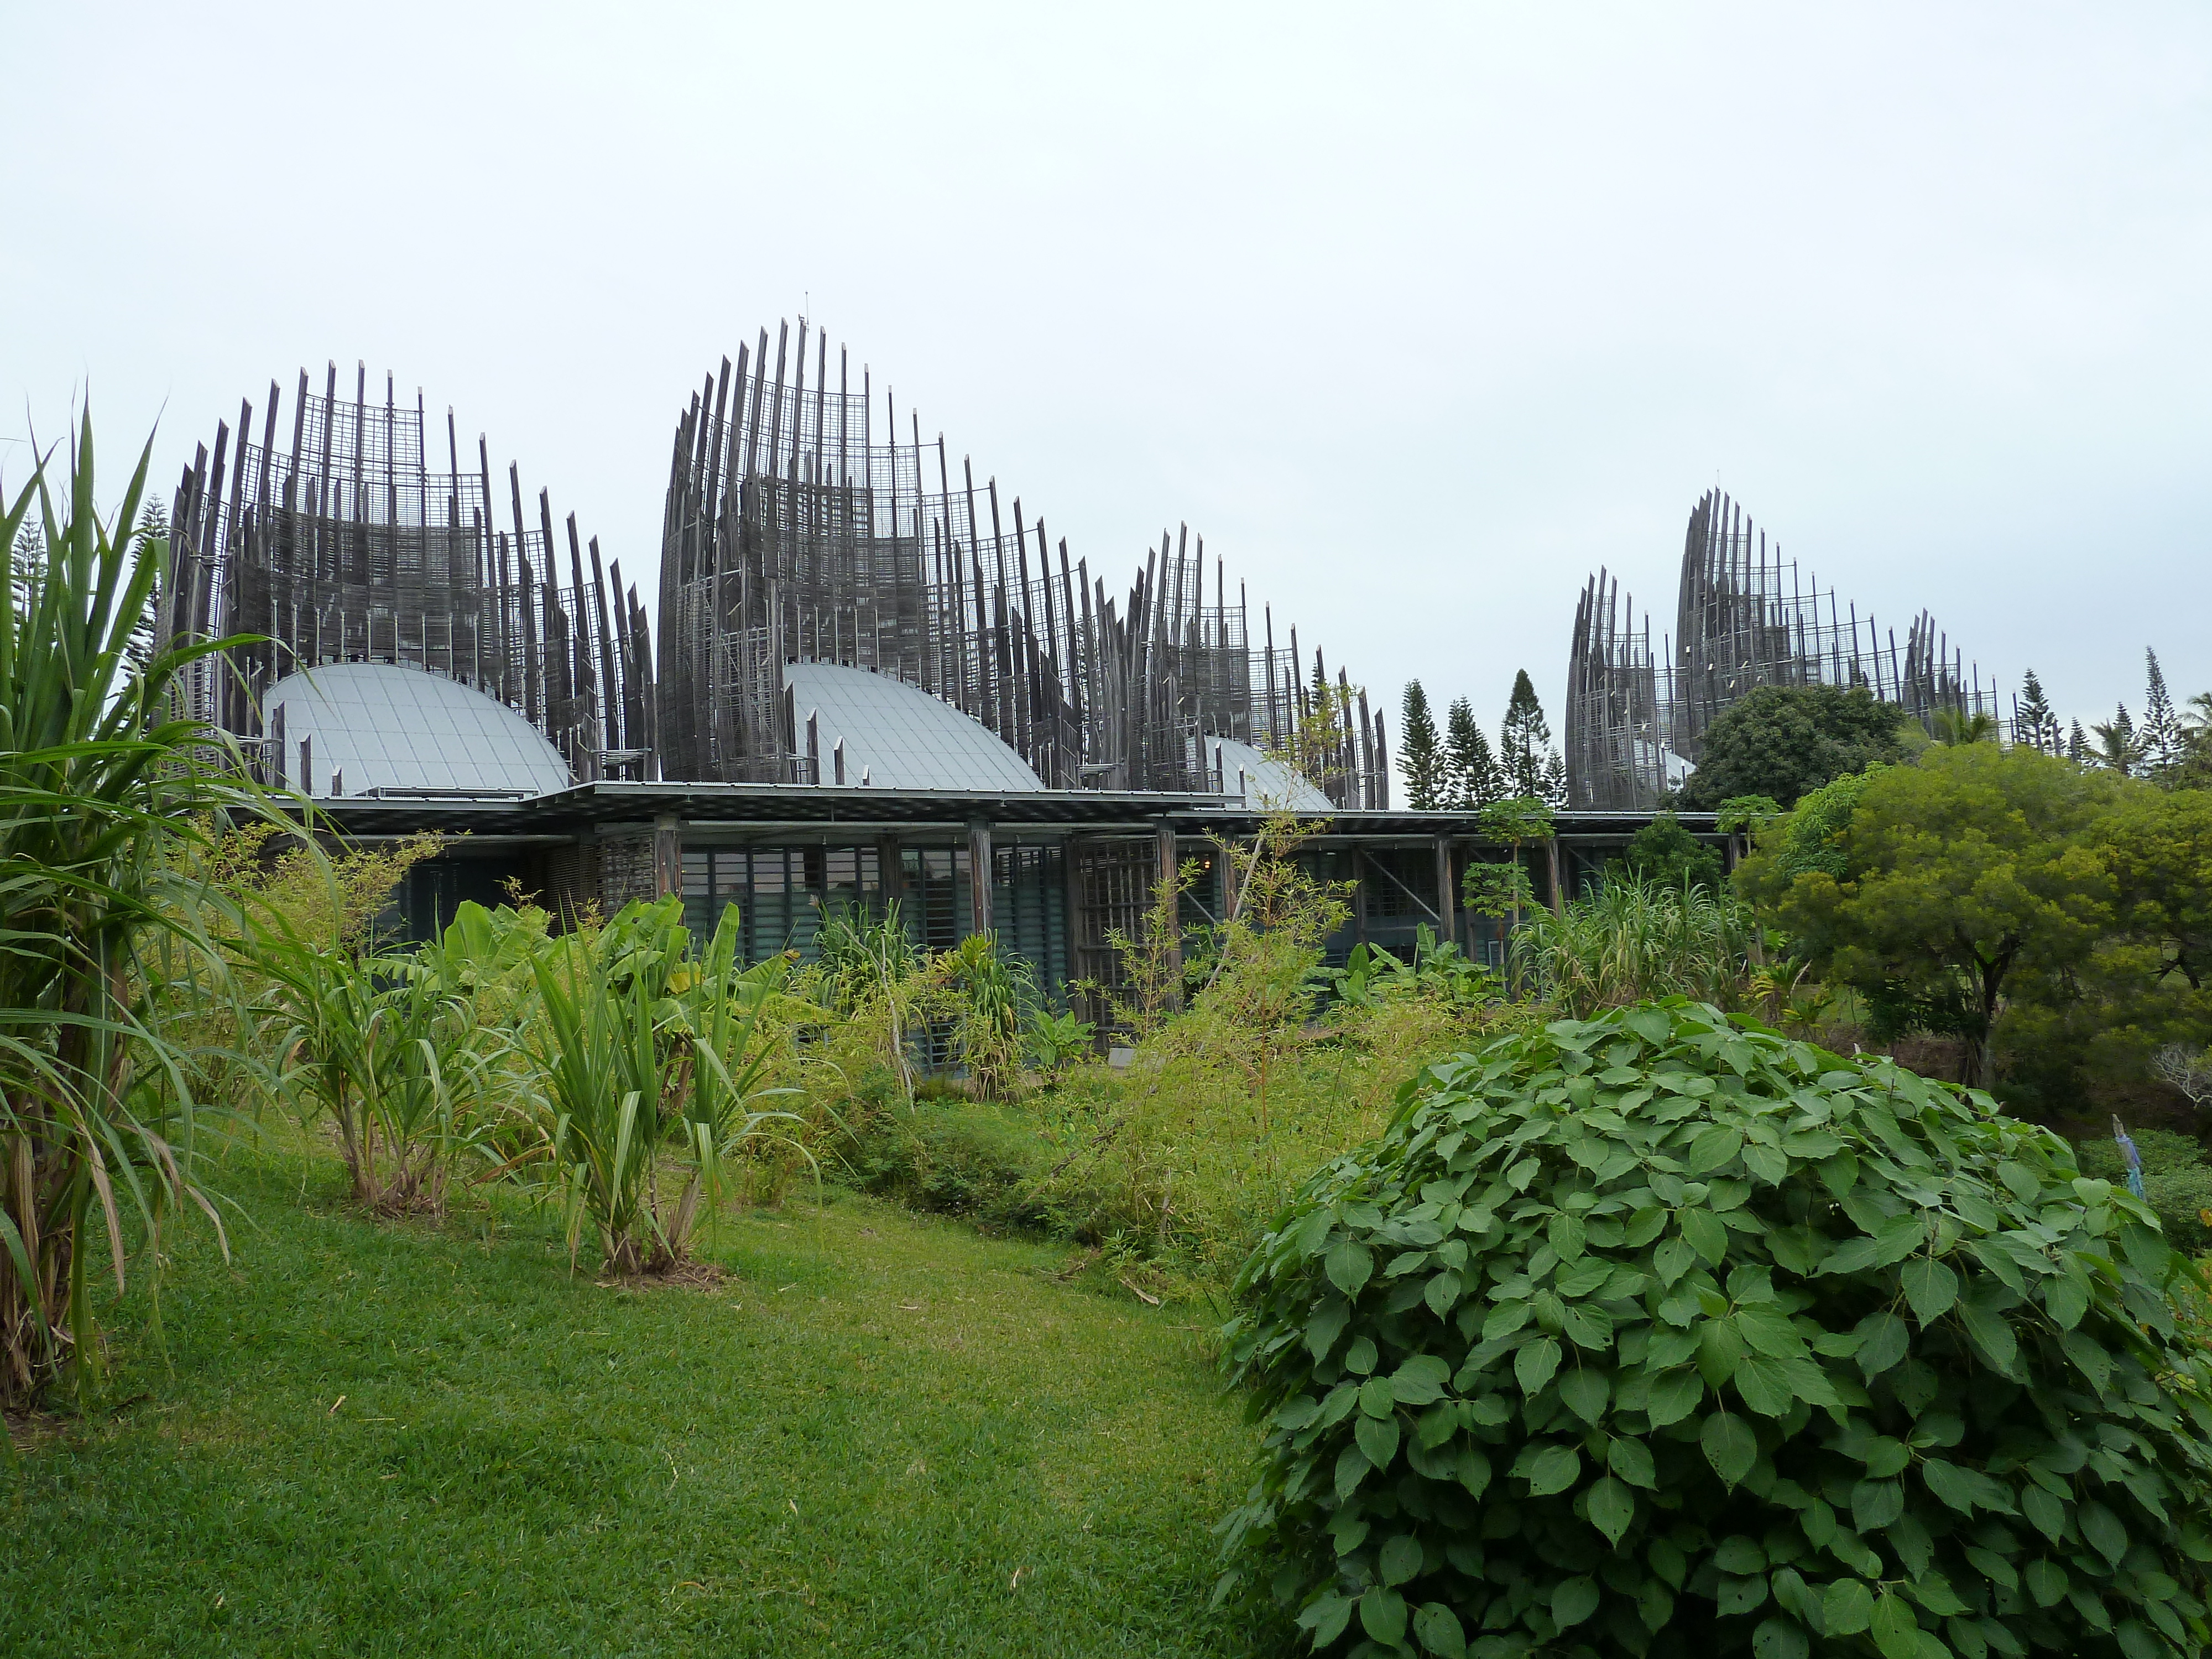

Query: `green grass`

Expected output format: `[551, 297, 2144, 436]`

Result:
[3, 1144, 1284, 1657]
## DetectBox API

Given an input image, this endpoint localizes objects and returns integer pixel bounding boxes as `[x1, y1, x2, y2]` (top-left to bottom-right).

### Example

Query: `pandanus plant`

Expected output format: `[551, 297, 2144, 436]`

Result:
[0, 415, 267, 1410]
[529, 898, 799, 1275]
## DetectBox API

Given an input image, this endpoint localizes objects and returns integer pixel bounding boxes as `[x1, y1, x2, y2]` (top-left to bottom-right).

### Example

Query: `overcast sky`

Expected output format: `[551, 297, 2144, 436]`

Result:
[7, 3, 2208, 757]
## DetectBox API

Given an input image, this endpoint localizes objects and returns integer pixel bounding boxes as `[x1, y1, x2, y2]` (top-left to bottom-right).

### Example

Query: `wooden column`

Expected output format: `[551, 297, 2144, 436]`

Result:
[1546, 836, 1564, 916]
[967, 818, 994, 937]
[1433, 835, 1456, 950]
[653, 814, 684, 900]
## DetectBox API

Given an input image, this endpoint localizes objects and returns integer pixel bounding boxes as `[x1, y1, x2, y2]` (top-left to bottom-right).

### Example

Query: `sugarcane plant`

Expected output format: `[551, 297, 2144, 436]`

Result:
[528, 898, 800, 1275]
[0, 414, 266, 1411]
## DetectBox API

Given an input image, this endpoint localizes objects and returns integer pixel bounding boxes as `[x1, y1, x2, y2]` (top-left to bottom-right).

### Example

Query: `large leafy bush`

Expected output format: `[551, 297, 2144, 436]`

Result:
[1219, 1002, 2212, 1659]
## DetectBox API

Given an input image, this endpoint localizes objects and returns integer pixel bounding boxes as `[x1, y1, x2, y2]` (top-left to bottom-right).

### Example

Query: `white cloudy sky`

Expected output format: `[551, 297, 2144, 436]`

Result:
[7, 3, 2208, 753]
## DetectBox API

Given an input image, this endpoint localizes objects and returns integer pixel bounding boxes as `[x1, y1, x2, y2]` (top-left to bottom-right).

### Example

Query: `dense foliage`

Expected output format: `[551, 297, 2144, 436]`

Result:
[1678, 685, 1907, 810]
[0, 419, 274, 1408]
[1219, 1002, 2212, 1659]
[1610, 815, 1724, 894]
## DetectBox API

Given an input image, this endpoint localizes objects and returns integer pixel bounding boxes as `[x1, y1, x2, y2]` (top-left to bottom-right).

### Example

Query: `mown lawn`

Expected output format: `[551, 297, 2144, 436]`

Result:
[3, 1147, 1284, 1657]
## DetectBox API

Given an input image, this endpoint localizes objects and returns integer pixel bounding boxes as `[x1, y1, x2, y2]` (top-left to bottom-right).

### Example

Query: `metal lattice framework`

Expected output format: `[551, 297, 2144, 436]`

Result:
[657, 320, 1386, 804]
[1566, 489, 2005, 808]
[163, 364, 655, 790]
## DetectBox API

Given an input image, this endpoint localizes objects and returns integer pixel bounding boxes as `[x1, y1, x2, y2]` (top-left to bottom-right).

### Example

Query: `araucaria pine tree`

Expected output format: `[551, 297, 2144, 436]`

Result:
[1398, 681, 1444, 810]
[2068, 718, 2089, 764]
[2015, 667, 2060, 755]
[2142, 648, 2181, 779]
[1499, 669, 1553, 799]
[1444, 697, 1499, 809]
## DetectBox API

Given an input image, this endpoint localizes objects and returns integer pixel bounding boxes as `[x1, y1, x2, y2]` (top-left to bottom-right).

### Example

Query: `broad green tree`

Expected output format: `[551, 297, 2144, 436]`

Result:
[1397, 680, 1443, 810]
[1678, 682, 1907, 809]
[1609, 810, 1723, 891]
[1751, 744, 2120, 1089]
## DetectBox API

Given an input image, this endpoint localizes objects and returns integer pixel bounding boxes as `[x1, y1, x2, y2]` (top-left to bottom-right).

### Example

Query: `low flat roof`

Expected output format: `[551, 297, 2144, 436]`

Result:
[302, 781, 1720, 841]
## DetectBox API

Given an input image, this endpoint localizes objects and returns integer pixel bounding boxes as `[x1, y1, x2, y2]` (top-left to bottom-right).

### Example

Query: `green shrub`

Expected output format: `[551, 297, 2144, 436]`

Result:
[2074, 1130, 2212, 1251]
[851, 1100, 1069, 1234]
[1218, 1001, 2212, 1659]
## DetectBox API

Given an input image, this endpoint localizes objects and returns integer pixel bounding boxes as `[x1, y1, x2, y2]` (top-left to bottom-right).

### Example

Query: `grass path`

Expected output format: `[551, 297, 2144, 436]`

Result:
[4, 1150, 1282, 1657]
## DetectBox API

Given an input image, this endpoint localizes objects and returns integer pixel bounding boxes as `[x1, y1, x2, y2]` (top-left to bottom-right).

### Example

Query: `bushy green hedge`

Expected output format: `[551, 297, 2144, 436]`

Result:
[1219, 1002, 2212, 1659]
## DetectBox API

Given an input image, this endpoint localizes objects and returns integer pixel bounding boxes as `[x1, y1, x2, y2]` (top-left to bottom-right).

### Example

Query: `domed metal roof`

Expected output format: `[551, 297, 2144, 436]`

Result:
[262, 662, 575, 797]
[1199, 733, 1334, 811]
[783, 662, 1045, 791]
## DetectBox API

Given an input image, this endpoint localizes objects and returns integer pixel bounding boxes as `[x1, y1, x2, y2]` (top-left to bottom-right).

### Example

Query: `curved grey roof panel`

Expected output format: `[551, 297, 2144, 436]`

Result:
[1199, 734, 1334, 811]
[263, 662, 576, 797]
[784, 662, 1046, 792]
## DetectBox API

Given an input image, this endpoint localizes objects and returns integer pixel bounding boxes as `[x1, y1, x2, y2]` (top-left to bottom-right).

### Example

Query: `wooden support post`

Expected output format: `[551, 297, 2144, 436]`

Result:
[1433, 835, 1455, 951]
[967, 818, 994, 938]
[1546, 836, 1564, 916]
[653, 814, 684, 900]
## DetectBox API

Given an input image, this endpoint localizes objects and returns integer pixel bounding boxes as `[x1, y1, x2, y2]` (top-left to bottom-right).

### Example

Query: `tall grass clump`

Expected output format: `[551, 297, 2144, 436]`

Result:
[1514, 875, 1757, 1016]
[0, 416, 268, 1409]
[529, 896, 801, 1275]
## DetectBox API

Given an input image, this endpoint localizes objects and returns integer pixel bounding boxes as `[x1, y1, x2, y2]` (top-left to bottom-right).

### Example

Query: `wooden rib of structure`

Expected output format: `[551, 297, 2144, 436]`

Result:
[1565, 488, 2004, 808]
[656, 319, 1386, 804]
[162, 363, 656, 786]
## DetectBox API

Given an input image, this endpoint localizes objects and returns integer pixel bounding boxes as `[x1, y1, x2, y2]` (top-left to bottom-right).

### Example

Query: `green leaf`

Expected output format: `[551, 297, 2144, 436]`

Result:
[1361, 1376, 1396, 1417]
[1326, 1239, 1375, 1297]
[1391, 1354, 1451, 1406]
[1306, 1298, 1350, 1360]
[1825, 1578, 1876, 1635]
[1744, 1144, 1790, 1187]
[2043, 1275, 2088, 1331]
[1360, 1584, 1408, 1646]
[1703, 1411, 1758, 1486]
[1735, 1354, 1794, 1417]
[1688, 1124, 1745, 1173]
[1334, 1442, 1370, 1501]
[1870, 1590, 1922, 1659]
[1714, 1534, 1767, 1573]
[1654, 1235, 1698, 1284]
[2021, 1557, 2066, 1607]
[1586, 1475, 1635, 1546]
[1681, 1207, 1729, 1265]
[1412, 1601, 1467, 1659]
[1525, 1443, 1580, 1496]
[1900, 1256, 1960, 1323]
[1516, 1336, 1562, 1395]
[1646, 1367, 1703, 1428]
[1852, 1477, 1905, 1531]
[1551, 1212, 1587, 1260]
[1455, 1443, 1491, 1499]
[1754, 1616, 1810, 1659]
[1856, 1310, 1910, 1376]
[2021, 1483, 2065, 1543]
[1957, 1298, 2019, 1376]
[1719, 1572, 1771, 1617]
[1920, 1459, 1978, 1514]
[1553, 1575, 1600, 1629]
[2080, 1500, 2128, 1567]
[1608, 1434, 1657, 1488]
[1424, 1270, 1464, 1317]
[1298, 1592, 1354, 1648]
[1355, 1412, 1401, 1473]
[1559, 1367, 1610, 1424]
[1379, 1531, 1423, 1586]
